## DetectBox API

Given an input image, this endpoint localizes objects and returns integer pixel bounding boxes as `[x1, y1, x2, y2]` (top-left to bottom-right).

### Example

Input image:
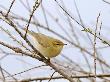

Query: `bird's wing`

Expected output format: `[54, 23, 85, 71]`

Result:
[34, 33, 51, 48]
[21, 28, 51, 47]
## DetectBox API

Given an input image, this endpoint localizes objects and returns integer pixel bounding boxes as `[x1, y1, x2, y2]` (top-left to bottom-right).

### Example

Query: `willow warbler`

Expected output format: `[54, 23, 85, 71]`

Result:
[22, 28, 66, 58]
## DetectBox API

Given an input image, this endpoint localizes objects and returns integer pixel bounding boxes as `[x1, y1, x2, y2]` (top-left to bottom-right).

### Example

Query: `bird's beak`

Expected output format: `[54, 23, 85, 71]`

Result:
[64, 44, 67, 45]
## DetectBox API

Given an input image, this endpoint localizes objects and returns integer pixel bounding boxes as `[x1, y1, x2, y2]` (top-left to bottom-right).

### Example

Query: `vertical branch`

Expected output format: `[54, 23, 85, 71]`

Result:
[24, 0, 42, 39]
[6, 0, 16, 16]
[99, 22, 102, 36]
[19, 0, 40, 32]
[93, 13, 100, 80]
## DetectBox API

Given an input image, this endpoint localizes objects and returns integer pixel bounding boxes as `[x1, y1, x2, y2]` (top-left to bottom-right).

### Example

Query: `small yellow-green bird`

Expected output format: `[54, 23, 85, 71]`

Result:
[22, 28, 66, 58]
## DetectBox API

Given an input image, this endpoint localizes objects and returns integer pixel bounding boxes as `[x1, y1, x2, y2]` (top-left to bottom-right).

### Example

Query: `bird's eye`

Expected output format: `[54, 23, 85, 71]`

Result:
[56, 44, 59, 45]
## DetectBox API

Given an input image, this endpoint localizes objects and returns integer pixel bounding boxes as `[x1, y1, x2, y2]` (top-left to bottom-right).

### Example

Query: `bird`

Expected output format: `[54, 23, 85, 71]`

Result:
[22, 28, 67, 58]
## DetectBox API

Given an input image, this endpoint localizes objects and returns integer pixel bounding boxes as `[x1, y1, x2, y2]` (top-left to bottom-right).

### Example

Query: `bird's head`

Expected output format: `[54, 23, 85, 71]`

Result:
[53, 40, 67, 47]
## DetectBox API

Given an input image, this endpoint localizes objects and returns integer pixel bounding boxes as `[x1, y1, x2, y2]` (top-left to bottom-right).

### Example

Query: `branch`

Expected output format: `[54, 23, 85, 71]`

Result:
[20, 73, 110, 81]
[24, 0, 42, 38]
[6, 0, 16, 16]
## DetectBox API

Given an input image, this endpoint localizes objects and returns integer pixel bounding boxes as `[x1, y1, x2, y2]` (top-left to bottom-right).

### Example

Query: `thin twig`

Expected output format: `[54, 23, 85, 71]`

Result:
[48, 71, 56, 82]
[93, 13, 100, 80]
[0, 26, 31, 52]
[0, 66, 18, 81]
[20, 73, 110, 81]
[102, 0, 110, 4]
[0, 64, 5, 82]
[24, 0, 42, 39]
[99, 22, 102, 36]
[6, 0, 16, 16]
[54, 0, 84, 28]
[5, 65, 47, 78]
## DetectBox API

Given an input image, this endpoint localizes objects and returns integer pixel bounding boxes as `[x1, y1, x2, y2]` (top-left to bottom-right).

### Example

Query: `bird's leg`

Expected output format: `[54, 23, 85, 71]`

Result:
[47, 57, 50, 62]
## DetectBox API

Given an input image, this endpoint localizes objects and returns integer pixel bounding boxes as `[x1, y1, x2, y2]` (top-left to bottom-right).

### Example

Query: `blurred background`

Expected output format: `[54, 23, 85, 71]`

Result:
[0, 0, 110, 82]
